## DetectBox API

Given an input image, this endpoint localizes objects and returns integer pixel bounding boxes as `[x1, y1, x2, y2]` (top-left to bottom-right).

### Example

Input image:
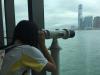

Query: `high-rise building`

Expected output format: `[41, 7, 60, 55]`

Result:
[78, 4, 83, 29]
[93, 16, 100, 29]
[82, 16, 93, 29]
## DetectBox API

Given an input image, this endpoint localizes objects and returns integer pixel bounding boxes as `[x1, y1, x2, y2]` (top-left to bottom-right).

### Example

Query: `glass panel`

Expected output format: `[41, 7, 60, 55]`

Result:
[44, 0, 78, 30]
[14, 0, 28, 25]
[44, 0, 100, 75]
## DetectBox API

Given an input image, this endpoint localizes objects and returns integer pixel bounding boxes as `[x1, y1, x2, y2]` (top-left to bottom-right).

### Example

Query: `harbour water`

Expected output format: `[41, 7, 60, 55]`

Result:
[46, 30, 100, 75]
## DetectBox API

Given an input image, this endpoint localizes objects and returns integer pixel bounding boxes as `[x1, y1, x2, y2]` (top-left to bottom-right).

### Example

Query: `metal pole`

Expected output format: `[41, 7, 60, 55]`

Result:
[4, 0, 15, 45]
[0, 0, 4, 47]
[28, 0, 44, 28]
[28, 0, 45, 75]
[50, 38, 61, 75]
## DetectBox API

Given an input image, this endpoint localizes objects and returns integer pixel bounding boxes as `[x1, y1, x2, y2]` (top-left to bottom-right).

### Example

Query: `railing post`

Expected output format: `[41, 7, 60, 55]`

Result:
[28, 0, 44, 28]
[4, 0, 15, 45]
[0, 0, 4, 47]
[0, 0, 5, 70]
[50, 38, 61, 75]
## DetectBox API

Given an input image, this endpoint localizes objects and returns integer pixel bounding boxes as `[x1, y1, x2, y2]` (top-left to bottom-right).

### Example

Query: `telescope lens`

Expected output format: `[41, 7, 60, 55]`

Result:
[69, 30, 75, 38]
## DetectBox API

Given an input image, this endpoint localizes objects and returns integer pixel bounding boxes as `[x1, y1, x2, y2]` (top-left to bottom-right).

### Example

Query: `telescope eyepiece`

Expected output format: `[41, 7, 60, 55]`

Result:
[69, 30, 75, 38]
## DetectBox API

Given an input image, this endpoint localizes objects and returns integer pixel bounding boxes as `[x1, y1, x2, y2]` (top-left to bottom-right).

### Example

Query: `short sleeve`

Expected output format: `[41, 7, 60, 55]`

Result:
[20, 45, 48, 72]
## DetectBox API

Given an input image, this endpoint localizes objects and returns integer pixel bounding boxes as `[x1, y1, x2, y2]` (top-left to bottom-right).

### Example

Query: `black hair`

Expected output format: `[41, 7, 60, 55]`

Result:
[0, 20, 40, 50]
[12, 20, 39, 47]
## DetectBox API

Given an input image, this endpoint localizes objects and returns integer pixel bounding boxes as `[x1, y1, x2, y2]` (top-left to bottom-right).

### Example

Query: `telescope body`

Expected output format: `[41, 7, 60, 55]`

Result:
[43, 29, 75, 39]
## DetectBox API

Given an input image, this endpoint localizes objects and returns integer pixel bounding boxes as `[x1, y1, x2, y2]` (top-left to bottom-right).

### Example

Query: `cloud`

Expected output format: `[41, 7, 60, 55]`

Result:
[14, 0, 28, 24]
[44, 0, 100, 28]
[44, 10, 78, 27]
[44, 0, 79, 27]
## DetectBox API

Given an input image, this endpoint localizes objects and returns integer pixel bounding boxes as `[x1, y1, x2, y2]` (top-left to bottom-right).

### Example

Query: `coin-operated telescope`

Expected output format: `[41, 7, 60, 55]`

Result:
[43, 29, 75, 39]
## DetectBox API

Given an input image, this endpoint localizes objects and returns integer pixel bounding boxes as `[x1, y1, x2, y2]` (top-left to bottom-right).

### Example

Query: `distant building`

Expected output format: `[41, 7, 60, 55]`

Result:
[82, 16, 93, 29]
[78, 4, 83, 29]
[93, 16, 100, 29]
[78, 4, 100, 30]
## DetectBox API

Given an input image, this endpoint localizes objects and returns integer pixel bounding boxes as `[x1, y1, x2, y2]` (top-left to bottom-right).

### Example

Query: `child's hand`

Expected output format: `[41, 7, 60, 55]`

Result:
[38, 31, 46, 48]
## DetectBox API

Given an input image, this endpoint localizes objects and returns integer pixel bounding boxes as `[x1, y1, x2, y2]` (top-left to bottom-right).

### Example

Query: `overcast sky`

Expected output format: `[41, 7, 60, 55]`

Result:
[14, 0, 100, 28]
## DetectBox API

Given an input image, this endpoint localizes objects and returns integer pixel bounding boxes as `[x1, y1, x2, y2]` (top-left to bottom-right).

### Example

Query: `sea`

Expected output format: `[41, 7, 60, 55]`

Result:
[46, 30, 100, 75]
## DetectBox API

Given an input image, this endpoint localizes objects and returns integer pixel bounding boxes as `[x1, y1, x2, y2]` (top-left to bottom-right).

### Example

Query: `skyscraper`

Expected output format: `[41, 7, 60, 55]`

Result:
[82, 16, 93, 29]
[93, 16, 100, 29]
[78, 4, 83, 29]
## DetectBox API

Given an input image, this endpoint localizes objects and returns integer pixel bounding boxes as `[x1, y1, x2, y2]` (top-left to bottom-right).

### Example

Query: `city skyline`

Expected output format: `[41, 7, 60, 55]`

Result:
[78, 4, 100, 30]
[14, 0, 100, 29]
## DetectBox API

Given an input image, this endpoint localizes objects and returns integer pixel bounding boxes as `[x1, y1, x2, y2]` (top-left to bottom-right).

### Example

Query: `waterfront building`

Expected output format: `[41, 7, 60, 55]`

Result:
[93, 16, 100, 29]
[82, 16, 93, 29]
